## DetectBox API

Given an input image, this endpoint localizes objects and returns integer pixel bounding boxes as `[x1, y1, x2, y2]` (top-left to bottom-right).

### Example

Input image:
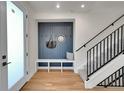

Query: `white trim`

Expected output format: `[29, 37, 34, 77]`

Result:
[37, 59, 75, 62]
[36, 19, 75, 23]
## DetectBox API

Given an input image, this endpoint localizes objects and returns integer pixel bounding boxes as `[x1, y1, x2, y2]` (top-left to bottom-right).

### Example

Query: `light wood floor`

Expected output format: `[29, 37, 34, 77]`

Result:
[21, 70, 124, 91]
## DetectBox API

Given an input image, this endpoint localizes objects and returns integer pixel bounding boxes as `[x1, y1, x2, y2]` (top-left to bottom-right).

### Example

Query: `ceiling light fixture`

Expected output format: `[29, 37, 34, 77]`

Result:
[56, 4, 60, 8]
[81, 4, 85, 8]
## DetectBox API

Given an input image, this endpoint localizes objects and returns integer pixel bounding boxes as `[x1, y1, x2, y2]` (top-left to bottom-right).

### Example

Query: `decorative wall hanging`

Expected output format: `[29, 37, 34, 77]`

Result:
[46, 32, 57, 49]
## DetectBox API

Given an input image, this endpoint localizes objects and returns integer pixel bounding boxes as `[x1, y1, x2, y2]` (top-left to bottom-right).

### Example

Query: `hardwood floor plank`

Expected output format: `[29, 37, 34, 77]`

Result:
[21, 70, 124, 91]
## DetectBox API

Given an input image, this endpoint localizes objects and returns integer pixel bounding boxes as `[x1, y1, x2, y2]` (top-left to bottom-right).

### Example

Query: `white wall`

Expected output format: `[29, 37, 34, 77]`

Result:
[26, 9, 37, 80]
[33, 5, 124, 73]
[19, 2, 124, 77]
[16, 2, 37, 80]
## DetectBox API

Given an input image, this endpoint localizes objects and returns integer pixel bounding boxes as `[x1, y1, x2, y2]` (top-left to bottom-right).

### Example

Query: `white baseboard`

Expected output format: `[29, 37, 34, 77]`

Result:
[27, 70, 37, 82]
[74, 68, 78, 73]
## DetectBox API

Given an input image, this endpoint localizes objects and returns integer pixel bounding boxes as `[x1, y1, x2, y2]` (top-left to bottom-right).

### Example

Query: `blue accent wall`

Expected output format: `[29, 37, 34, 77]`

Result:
[38, 22, 73, 59]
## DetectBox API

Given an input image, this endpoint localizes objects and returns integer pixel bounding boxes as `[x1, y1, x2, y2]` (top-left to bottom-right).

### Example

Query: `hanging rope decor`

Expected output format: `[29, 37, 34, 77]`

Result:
[46, 34, 57, 49]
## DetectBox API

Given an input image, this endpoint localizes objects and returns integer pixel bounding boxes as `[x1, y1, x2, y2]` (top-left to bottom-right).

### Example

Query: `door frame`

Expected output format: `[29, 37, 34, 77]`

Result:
[8, 1, 29, 91]
[0, 1, 8, 90]
[0, 1, 28, 91]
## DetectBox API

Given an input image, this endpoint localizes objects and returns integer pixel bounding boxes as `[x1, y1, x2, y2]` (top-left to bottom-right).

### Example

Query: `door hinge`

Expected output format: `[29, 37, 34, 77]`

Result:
[26, 34, 28, 37]
[26, 15, 28, 19]
[27, 71, 28, 75]
[26, 53, 28, 56]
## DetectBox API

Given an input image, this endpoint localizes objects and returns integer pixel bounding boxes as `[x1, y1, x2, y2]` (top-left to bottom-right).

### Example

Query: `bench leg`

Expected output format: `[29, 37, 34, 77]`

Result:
[48, 62, 50, 72]
[61, 62, 63, 72]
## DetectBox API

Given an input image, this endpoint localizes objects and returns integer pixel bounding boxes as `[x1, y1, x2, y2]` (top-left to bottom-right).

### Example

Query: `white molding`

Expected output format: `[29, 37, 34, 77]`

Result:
[36, 18, 75, 23]
[37, 59, 75, 62]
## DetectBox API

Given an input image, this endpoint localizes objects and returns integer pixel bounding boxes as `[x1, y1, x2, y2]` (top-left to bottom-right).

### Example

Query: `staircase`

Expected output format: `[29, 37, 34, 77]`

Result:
[98, 66, 124, 87]
[76, 14, 124, 89]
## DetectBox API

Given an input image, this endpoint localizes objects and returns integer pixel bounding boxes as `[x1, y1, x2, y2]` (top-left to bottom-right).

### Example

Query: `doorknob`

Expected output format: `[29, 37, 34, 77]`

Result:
[2, 62, 11, 66]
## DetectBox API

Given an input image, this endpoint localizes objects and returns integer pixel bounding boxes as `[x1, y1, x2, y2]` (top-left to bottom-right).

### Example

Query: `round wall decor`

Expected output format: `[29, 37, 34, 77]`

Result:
[58, 35, 65, 42]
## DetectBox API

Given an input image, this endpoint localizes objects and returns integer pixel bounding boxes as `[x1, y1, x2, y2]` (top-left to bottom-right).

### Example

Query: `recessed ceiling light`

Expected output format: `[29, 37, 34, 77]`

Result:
[81, 4, 85, 8]
[56, 4, 60, 8]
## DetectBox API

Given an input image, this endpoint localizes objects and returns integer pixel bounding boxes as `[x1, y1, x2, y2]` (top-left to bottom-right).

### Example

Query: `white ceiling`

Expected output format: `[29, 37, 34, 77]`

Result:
[27, 1, 124, 13]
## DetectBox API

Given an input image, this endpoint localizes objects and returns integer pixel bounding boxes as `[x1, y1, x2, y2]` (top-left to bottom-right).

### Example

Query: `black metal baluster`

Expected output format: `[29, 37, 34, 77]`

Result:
[96, 45, 98, 69]
[111, 75, 113, 86]
[103, 39, 105, 64]
[114, 31, 116, 56]
[121, 26, 123, 51]
[107, 77, 110, 87]
[87, 51, 89, 80]
[117, 28, 119, 54]
[104, 80, 106, 87]
[100, 42, 102, 67]
[89, 50, 91, 76]
[110, 34, 112, 59]
[115, 72, 117, 86]
[123, 25, 124, 51]
[122, 67, 124, 87]
[107, 36, 109, 61]
[119, 69, 121, 86]
[93, 47, 95, 72]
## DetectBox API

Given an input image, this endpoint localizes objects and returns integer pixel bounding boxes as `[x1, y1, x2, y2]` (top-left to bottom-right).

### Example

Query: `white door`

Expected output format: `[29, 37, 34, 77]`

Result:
[0, 1, 28, 91]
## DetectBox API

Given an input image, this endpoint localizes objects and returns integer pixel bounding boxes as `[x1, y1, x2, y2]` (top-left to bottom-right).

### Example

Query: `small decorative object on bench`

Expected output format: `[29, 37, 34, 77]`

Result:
[66, 52, 74, 60]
